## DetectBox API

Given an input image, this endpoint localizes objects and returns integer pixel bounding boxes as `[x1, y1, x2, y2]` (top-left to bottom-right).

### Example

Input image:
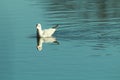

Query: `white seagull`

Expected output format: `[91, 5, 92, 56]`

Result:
[36, 23, 59, 38]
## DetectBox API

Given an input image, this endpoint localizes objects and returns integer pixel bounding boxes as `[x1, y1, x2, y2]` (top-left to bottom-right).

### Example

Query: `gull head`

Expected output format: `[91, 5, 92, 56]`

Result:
[36, 23, 42, 30]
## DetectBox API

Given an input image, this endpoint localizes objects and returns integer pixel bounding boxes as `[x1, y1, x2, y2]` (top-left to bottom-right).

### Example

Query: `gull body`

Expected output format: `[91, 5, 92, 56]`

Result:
[36, 24, 58, 38]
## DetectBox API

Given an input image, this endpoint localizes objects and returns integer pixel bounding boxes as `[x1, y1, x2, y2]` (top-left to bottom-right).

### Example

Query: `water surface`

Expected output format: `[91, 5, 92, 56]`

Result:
[0, 0, 120, 80]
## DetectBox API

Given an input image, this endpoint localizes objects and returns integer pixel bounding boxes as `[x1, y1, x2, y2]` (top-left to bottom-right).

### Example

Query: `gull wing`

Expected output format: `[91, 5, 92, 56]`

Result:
[43, 28, 56, 37]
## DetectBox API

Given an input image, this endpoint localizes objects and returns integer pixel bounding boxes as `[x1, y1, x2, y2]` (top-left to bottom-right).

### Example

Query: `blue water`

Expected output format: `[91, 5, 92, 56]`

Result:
[0, 0, 120, 80]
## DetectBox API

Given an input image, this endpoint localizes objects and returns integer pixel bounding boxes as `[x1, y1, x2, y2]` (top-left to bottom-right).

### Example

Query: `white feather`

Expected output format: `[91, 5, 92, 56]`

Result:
[36, 23, 57, 37]
[42, 28, 56, 37]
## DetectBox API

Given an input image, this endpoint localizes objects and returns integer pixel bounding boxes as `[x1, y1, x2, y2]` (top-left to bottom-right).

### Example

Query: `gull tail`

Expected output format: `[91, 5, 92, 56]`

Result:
[52, 24, 59, 29]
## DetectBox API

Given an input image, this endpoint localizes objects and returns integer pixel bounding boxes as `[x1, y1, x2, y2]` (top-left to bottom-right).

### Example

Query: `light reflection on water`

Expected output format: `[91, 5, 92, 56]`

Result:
[36, 37, 59, 51]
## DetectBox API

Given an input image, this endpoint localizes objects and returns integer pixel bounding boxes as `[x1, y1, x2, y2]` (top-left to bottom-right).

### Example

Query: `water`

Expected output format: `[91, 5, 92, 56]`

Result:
[0, 0, 120, 80]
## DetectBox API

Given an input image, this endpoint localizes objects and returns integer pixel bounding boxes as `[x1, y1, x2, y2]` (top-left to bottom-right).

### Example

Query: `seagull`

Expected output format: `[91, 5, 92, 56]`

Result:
[37, 37, 59, 51]
[36, 23, 59, 38]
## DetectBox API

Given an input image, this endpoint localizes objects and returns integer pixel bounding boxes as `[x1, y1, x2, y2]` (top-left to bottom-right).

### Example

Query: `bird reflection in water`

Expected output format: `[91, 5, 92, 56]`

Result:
[36, 37, 59, 51]
[36, 23, 59, 51]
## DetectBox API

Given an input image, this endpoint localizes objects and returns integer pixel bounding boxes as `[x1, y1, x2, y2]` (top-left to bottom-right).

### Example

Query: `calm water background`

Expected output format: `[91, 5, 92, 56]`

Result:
[0, 0, 120, 80]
